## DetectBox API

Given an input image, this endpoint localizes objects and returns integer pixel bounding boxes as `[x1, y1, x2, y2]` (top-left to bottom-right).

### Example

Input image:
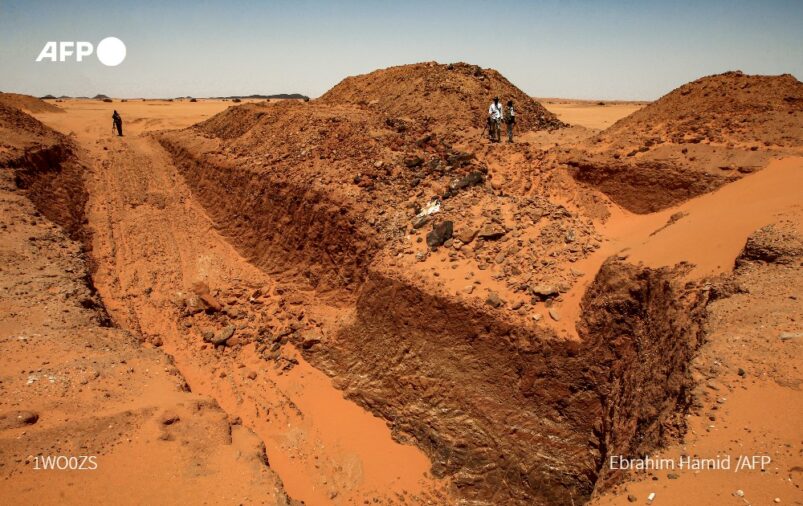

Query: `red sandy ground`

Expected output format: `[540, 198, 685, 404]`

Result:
[1, 64, 801, 505]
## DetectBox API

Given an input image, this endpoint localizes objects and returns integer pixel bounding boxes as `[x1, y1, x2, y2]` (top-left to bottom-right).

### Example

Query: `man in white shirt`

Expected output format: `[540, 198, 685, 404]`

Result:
[488, 96, 502, 142]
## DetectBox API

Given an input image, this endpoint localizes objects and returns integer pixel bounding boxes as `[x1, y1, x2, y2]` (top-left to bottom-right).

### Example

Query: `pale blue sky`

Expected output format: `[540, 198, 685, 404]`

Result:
[1, 0, 801, 100]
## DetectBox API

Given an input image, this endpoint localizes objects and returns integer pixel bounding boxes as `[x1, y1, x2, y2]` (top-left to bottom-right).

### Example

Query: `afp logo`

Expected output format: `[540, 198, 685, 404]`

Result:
[36, 37, 126, 67]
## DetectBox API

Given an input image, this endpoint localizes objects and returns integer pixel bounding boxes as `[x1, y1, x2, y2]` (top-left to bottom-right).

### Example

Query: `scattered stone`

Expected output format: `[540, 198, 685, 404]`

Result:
[779, 332, 802, 341]
[446, 151, 474, 167]
[426, 221, 453, 249]
[0, 410, 40, 430]
[412, 215, 430, 229]
[210, 325, 235, 345]
[532, 313, 542, 322]
[403, 155, 423, 168]
[455, 228, 477, 244]
[734, 490, 744, 497]
[627, 495, 637, 503]
[160, 411, 180, 425]
[477, 223, 506, 240]
[667, 472, 679, 479]
[17, 411, 39, 425]
[447, 171, 484, 193]
[301, 331, 322, 350]
[191, 281, 222, 312]
[486, 292, 503, 308]
[463, 285, 474, 295]
[530, 284, 559, 300]
[246, 370, 257, 380]
[548, 308, 560, 321]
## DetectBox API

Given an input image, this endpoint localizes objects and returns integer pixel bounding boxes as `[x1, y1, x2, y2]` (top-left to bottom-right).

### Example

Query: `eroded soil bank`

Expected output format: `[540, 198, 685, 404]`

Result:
[0, 128, 298, 505]
[159, 136, 713, 504]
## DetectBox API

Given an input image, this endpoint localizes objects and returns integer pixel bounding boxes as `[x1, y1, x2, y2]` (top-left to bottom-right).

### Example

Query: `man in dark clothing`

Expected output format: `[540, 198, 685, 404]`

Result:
[505, 100, 515, 142]
[112, 110, 123, 136]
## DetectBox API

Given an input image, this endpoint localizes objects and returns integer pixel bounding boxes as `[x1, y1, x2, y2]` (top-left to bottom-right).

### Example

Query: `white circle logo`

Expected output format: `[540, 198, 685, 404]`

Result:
[96, 37, 126, 66]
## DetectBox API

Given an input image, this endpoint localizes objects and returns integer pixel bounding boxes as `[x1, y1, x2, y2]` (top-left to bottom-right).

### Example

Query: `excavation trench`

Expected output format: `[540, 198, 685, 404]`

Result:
[156, 137, 711, 505]
[13, 131, 711, 504]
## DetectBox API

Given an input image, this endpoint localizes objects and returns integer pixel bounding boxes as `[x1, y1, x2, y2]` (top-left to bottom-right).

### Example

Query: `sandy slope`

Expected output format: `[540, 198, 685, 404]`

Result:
[592, 220, 803, 506]
[539, 99, 646, 131]
[0, 167, 294, 505]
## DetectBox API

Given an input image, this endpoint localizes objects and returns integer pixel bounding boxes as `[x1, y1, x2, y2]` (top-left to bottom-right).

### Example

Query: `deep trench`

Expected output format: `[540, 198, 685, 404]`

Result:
[12, 138, 710, 505]
[158, 137, 711, 505]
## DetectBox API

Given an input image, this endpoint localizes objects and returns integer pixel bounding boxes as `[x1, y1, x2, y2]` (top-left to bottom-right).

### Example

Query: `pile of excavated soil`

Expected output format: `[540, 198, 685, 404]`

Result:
[0, 92, 63, 114]
[161, 96, 601, 316]
[599, 71, 803, 148]
[156, 63, 724, 505]
[320, 61, 565, 132]
[562, 71, 803, 213]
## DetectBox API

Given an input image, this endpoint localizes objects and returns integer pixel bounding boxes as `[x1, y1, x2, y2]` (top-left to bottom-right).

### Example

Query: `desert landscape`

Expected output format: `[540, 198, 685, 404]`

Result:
[1, 61, 802, 506]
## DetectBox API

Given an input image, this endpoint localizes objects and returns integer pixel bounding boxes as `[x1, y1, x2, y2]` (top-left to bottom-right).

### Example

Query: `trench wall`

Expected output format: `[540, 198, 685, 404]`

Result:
[160, 138, 709, 505]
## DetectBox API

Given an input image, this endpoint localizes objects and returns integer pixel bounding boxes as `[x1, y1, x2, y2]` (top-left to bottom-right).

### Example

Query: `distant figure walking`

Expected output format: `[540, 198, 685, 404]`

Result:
[505, 100, 515, 142]
[488, 96, 502, 142]
[112, 110, 123, 136]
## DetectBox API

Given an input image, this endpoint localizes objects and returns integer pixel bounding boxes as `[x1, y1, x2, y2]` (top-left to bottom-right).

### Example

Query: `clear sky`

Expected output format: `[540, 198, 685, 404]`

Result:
[1, 0, 801, 100]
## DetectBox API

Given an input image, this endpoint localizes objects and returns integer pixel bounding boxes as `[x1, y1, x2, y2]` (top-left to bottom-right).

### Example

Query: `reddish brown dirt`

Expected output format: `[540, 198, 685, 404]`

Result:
[0, 108, 297, 505]
[30, 99, 445, 506]
[320, 61, 565, 133]
[1, 61, 801, 505]
[593, 221, 803, 506]
[562, 71, 803, 213]
[152, 64, 801, 505]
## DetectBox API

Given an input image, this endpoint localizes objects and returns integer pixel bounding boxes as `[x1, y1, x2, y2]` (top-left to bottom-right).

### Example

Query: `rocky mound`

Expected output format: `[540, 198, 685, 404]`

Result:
[155, 65, 711, 505]
[599, 71, 803, 147]
[0, 92, 63, 114]
[320, 61, 565, 132]
[563, 71, 803, 213]
[163, 92, 600, 300]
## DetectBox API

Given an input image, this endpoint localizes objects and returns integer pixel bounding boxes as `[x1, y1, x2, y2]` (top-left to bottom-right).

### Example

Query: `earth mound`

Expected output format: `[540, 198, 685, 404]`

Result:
[0, 92, 63, 114]
[599, 71, 802, 147]
[0, 103, 67, 165]
[563, 71, 803, 213]
[320, 61, 565, 132]
[156, 64, 713, 505]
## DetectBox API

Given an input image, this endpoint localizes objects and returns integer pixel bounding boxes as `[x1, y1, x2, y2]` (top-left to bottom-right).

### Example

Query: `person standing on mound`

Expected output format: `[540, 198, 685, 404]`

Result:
[488, 96, 503, 142]
[505, 100, 515, 143]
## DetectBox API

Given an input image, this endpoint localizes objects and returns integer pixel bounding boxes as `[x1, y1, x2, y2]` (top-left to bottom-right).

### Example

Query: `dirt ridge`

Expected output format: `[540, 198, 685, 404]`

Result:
[563, 71, 803, 213]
